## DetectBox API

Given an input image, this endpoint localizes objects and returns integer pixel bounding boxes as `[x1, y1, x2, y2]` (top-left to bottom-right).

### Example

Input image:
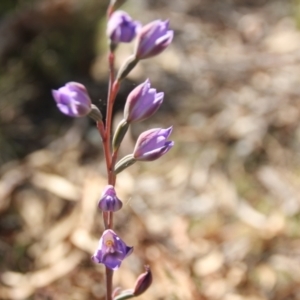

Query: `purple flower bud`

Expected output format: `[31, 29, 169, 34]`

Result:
[92, 229, 133, 270]
[134, 20, 173, 59]
[133, 127, 174, 161]
[98, 185, 123, 212]
[52, 82, 92, 117]
[124, 79, 164, 123]
[133, 265, 152, 296]
[107, 11, 140, 44]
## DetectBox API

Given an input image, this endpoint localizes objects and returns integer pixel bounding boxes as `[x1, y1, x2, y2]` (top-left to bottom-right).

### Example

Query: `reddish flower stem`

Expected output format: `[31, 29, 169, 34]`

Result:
[105, 267, 114, 300]
[99, 6, 124, 297]
[106, 78, 120, 185]
[100, 47, 121, 300]
[97, 120, 112, 299]
[107, 3, 113, 18]
[96, 121, 109, 175]
[111, 151, 118, 179]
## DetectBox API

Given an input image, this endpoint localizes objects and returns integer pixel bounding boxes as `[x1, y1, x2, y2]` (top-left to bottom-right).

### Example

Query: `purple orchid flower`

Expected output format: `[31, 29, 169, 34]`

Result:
[124, 79, 163, 123]
[107, 11, 141, 44]
[134, 20, 173, 59]
[52, 82, 92, 117]
[98, 185, 123, 212]
[92, 229, 133, 270]
[133, 127, 174, 161]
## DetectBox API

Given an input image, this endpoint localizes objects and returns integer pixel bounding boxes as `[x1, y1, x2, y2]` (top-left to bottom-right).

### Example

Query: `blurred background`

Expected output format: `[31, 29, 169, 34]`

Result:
[1, 0, 300, 299]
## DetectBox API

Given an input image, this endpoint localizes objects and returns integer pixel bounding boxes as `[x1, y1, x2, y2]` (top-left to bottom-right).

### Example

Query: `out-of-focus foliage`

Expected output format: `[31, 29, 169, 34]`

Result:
[0, 0, 107, 163]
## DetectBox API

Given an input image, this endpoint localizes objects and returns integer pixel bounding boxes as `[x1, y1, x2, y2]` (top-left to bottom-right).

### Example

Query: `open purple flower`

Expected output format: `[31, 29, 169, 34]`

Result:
[133, 127, 174, 161]
[92, 229, 133, 270]
[134, 20, 173, 59]
[52, 82, 92, 117]
[98, 185, 123, 212]
[107, 11, 140, 44]
[124, 79, 163, 123]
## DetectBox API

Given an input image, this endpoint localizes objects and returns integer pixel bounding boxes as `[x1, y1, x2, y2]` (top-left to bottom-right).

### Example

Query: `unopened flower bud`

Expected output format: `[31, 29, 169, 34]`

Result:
[134, 20, 173, 59]
[133, 265, 152, 296]
[52, 82, 92, 117]
[88, 104, 103, 122]
[113, 266, 152, 299]
[98, 185, 123, 212]
[107, 11, 140, 44]
[133, 127, 174, 161]
[124, 79, 163, 123]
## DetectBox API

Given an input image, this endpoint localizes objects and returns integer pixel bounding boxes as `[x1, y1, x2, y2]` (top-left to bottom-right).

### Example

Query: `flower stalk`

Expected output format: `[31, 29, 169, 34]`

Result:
[51, 3, 174, 299]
